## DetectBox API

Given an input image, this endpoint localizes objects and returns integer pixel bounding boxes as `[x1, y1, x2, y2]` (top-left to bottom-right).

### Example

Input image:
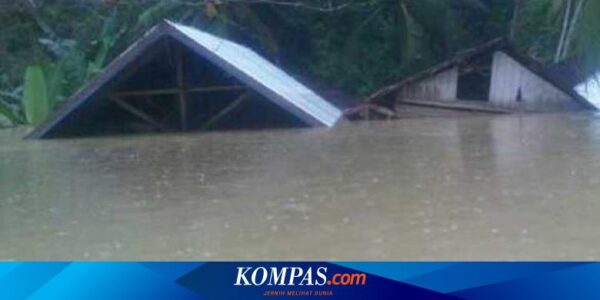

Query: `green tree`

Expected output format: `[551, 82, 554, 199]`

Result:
[520, 0, 600, 69]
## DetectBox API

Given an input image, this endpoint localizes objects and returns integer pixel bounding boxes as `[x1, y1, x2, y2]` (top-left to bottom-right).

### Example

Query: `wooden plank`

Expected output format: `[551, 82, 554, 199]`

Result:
[489, 51, 582, 111]
[114, 86, 245, 97]
[398, 99, 512, 114]
[201, 93, 250, 130]
[111, 96, 165, 129]
[343, 103, 397, 120]
[399, 67, 459, 102]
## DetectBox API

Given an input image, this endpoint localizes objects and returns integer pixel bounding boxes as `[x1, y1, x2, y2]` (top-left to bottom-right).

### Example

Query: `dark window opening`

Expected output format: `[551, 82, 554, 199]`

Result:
[457, 53, 492, 101]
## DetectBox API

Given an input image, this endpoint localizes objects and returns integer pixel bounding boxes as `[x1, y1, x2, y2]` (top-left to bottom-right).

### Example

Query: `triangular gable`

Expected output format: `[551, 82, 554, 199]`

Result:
[27, 20, 341, 139]
[498, 48, 596, 110]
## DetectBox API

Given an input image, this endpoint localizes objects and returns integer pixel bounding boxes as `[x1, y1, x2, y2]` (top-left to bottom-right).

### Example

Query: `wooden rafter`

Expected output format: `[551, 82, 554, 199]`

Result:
[113, 86, 246, 97]
[201, 92, 251, 130]
[111, 96, 165, 130]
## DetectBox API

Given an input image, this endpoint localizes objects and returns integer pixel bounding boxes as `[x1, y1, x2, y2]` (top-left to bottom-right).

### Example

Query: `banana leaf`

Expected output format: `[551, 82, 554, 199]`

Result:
[45, 63, 64, 108]
[22, 65, 50, 125]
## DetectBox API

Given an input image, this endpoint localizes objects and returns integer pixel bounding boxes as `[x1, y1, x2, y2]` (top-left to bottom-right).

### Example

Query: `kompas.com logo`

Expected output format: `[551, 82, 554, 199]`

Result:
[234, 266, 367, 287]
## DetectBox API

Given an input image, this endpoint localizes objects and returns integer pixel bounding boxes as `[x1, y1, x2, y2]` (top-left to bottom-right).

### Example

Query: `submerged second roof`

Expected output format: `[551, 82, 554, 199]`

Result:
[27, 20, 342, 139]
[365, 38, 597, 110]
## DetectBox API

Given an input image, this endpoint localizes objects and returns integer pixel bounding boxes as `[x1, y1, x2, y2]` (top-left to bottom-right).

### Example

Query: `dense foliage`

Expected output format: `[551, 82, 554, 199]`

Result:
[1, 0, 599, 126]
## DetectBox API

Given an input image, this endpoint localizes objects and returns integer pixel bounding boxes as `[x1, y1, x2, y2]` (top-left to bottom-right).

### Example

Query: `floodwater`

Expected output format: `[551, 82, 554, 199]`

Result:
[2, 113, 600, 260]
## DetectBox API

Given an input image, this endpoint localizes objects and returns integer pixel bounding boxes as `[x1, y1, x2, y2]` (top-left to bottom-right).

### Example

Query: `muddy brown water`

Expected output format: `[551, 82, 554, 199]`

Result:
[2, 113, 600, 260]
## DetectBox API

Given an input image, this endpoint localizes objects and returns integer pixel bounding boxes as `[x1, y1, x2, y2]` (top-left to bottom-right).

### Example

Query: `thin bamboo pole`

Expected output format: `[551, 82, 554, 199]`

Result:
[562, 0, 586, 60]
[555, 0, 573, 63]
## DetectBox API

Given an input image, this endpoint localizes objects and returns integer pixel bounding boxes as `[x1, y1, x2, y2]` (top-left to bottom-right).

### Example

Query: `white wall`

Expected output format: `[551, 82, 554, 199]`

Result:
[488, 51, 580, 111]
[398, 67, 458, 102]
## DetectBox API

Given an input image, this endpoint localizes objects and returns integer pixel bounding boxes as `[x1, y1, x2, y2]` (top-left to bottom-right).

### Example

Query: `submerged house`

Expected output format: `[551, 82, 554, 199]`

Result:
[358, 38, 596, 119]
[27, 21, 342, 139]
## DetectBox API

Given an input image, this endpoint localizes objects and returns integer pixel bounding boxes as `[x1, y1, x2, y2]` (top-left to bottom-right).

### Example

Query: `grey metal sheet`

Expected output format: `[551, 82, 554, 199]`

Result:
[168, 21, 341, 127]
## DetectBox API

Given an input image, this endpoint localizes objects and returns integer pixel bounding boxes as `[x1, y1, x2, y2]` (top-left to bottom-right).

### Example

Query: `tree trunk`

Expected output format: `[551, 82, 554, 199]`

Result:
[555, 0, 573, 63]
[562, 0, 586, 60]
[509, 0, 524, 41]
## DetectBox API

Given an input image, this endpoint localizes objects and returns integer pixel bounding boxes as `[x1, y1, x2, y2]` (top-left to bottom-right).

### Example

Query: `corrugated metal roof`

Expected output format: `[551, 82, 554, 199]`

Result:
[168, 21, 342, 127]
[27, 20, 342, 139]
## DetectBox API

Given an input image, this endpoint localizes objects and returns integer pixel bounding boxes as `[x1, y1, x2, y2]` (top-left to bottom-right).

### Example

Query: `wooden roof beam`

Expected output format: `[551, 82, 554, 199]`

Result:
[113, 86, 246, 98]
[110, 96, 167, 130]
[201, 92, 251, 130]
